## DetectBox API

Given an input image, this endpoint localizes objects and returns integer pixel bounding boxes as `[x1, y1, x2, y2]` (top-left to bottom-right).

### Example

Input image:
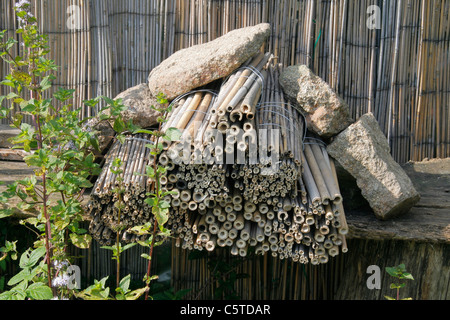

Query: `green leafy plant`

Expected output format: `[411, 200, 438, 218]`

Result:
[188, 250, 250, 300]
[74, 274, 146, 301]
[127, 94, 180, 300]
[76, 95, 179, 301]
[0, 1, 179, 300]
[0, 240, 18, 263]
[99, 158, 137, 288]
[385, 264, 414, 300]
[0, 246, 53, 300]
[0, 2, 133, 300]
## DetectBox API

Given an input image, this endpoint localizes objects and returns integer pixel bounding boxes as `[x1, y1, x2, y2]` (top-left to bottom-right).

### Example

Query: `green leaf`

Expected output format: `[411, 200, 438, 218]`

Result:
[159, 199, 171, 209]
[70, 233, 92, 249]
[0, 288, 27, 300]
[141, 253, 152, 260]
[0, 208, 14, 219]
[19, 247, 45, 269]
[128, 222, 152, 235]
[390, 283, 401, 289]
[6, 92, 19, 100]
[163, 127, 182, 142]
[7, 268, 31, 286]
[125, 287, 147, 300]
[53, 88, 75, 102]
[119, 274, 131, 293]
[384, 295, 396, 300]
[90, 136, 100, 151]
[113, 117, 125, 133]
[5, 38, 17, 51]
[143, 274, 158, 285]
[122, 243, 137, 252]
[100, 245, 115, 252]
[116, 134, 126, 144]
[401, 272, 414, 280]
[385, 266, 398, 278]
[39, 76, 53, 91]
[152, 206, 169, 226]
[133, 128, 154, 135]
[144, 197, 156, 207]
[26, 283, 53, 300]
[21, 102, 38, 114]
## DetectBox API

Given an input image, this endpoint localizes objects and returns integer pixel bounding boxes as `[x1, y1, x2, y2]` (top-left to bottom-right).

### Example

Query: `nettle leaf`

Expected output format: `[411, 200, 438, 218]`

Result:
[119, 274, 131, 293]
[0, 208, 14, 219]
[401, 272, 414, 281]
[19, 247, 46, 269]
[159, 199, 171, 209]
[128, 222, 152, 236]
[7, 268, 31, 286]
[116, 134, 126, 144]
[140, 253, 152, 260]
[152, 206, 169, 226]
[26, 283, 53, 300]
[113, 117, 126, 133]
[144, 197, 155, 207]
[11, 70, 31, 85]
[125, 287, 147, 300]
[122, 243, 137, 252]
[133, 128, 154, 135]
[385, 266, 398, 278]
[70, 233, 92, 249]
[390, 283, 402, 290]
[163, 127, 181, 142]
[39, 75, 53, 91]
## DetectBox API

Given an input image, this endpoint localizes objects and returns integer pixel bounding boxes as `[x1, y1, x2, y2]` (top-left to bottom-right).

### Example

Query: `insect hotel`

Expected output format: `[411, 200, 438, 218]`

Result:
[0, 0, 448, 300]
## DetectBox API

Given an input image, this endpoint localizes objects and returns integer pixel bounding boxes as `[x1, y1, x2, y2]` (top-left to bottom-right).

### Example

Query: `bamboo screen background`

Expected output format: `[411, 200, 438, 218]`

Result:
[1, 0, 449, 164]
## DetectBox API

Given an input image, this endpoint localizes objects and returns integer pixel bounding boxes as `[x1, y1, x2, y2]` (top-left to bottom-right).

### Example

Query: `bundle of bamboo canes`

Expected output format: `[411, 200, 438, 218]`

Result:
[86, 133, 158, 245]
[160, 55, 347, 264]
[235, 62, 304, 206]
[86, 52, 348, 264]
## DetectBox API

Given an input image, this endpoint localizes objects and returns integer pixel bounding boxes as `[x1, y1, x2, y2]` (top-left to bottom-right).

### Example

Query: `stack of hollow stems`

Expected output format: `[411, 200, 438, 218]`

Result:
[87, 52, 348, 264]
[86, 133, 158, 245]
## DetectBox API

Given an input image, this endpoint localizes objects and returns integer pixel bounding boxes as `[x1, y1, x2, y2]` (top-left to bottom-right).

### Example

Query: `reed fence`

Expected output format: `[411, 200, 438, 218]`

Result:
[1, 0, 448, 163]
[1, 0, 448, 300]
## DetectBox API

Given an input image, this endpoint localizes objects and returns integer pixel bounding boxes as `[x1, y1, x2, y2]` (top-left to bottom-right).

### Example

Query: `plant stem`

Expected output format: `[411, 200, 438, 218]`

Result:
[37, 113, 54, 293]
[144, 219, 158, 300]
[144, 117, 165, 300]
[116, 191, 122, 289]
[32, 53, 54, 292]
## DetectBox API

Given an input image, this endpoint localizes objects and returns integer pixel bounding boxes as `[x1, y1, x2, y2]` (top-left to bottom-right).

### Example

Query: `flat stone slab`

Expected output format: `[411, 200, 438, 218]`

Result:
[148, 23, 271, 100]
[0, 124, 20, 148]
[327, 113, 420, 220]
[0, 148, 30, 161]
[345, 158, 450, 243]
[279, 65, 353, 138]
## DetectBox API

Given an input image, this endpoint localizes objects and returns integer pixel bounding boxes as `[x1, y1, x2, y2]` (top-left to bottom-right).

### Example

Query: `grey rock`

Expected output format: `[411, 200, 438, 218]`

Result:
[279, 64, 353, 138]
[148, 23, 271, 100]
[327, 113, 420, 220]
[112, 83, 163, 128]
[90, 83, 164, 155]
[85, 118, 116, 155]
